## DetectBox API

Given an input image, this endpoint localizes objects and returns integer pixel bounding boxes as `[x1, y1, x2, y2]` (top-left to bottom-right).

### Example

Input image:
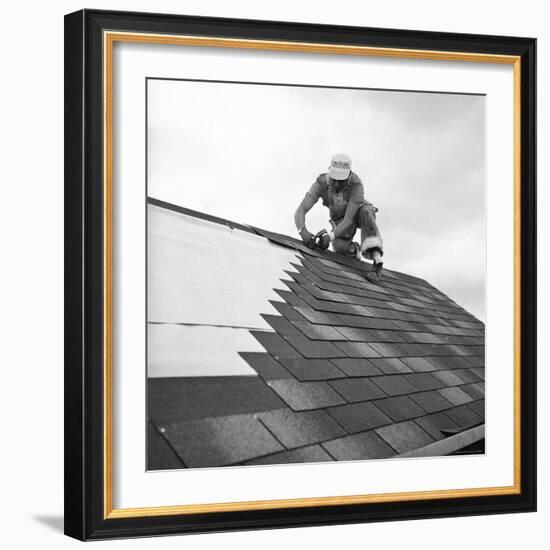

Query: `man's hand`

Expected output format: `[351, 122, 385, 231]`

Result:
[314, 229, 332, 251]
[299, 228, 316, 249]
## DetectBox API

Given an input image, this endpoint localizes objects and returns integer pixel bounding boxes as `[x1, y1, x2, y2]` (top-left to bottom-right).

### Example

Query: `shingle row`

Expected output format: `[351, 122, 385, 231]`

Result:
[152, 395, 484, 467]
[300, 255, 481, 323]
[297, 257, 478, 322]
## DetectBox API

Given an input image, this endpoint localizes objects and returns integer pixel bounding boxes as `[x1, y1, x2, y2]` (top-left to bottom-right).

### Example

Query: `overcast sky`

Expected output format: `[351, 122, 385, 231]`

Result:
[148, 79, 486, 321]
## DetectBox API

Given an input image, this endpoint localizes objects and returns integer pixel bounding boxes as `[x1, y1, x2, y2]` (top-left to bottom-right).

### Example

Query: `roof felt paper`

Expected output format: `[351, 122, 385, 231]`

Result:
[147, 198, 485, 470]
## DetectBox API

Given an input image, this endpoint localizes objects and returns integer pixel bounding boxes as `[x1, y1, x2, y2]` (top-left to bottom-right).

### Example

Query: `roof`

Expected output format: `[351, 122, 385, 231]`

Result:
[147, 197, 485, 470]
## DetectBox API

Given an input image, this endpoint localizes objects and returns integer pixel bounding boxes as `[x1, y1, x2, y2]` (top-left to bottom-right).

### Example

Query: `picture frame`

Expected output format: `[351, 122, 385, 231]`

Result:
[64, 9, 536, 541]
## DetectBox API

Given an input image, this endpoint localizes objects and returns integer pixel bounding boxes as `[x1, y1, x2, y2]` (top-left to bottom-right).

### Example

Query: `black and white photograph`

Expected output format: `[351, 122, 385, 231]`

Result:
[146, 78, 486, 470]
[58, 5, 537, 543]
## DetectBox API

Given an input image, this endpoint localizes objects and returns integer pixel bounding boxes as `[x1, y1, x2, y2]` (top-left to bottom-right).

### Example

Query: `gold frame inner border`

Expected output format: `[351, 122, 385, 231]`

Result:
[102, 30, 522, 520]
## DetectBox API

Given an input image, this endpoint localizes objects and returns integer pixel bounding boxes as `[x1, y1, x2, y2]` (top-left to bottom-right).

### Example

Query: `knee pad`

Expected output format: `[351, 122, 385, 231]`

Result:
[361, 236, 384, 255]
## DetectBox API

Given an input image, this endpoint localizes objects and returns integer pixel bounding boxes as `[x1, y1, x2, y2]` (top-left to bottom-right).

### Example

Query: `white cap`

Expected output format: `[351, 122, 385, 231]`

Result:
[328, 153, 352, 180]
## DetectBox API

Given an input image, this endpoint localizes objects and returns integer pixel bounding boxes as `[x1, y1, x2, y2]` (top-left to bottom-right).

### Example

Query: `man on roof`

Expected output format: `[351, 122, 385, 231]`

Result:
[294, 153, 384, 275]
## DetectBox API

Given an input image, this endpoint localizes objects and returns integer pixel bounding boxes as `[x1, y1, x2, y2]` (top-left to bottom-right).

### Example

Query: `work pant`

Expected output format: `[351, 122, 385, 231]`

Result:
[331, 203, 383, 259]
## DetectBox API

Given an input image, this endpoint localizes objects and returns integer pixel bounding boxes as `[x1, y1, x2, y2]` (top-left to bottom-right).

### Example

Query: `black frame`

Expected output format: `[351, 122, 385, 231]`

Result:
[64, 9, 537, 541]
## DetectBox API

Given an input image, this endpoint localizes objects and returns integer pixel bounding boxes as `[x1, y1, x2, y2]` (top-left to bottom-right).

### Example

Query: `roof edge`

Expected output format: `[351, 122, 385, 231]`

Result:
[147, 196, 378, 274]
[148, 196, 258, 234]
[399, 424, 485, 458]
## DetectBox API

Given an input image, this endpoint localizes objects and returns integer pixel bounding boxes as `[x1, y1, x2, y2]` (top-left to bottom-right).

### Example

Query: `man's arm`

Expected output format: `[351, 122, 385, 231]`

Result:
[294, 193, 317, 247]
[294, 193, 317, 233]
[295, 179, 323, 246]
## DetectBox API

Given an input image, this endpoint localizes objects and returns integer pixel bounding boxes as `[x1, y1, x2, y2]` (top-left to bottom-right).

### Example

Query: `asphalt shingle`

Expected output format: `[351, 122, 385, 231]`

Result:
[460, 383, 485, 400]
[466, 356, 486, 368]
[329, 377, 387, 402]
[339, 314, 397, 330]
[376, 420, 435, 453]
[445, 404, 483, 429]
[258, 408, 346, 448]
[278, 357, 346, 381]
[369, 357, 412, 374]
[409, 391, 453, 413]
[263, 314, 304, 337]
[399, 357, 437, 372]
[374, 330, 406, 343]
[335, 326, 378, 341]
[452, 369, 483, 384]
[368, 342, 406, 357]
[148, 377, 285, 425]
[374, 396, 426, 422]
[424, 356, 458, 370]
[468, 399, 485, 417]
[414, 412, 460, 440]
[295, 306, 342, 325]
[323, 430, 396, 460]
[275, 291, 311, 310]
[292, 320, 348, 341]
[270, 299, 307, 321]
[398, 343, 435, 356]
[148, 422, 184, 470]
[404, 372, 444, 391]
[438, 386, 474, 406]
[445, 355, 476, 368]
[250, 331, 301, 359]
[327, 402, 392, 433]
[431, 370, 464, 386]
[283, 334, 345, 359]
[162, 414, 284, 467]
[470, 367, 485, 379]
[239, 352, 291, 380]
[267, 379, 346, 411]
[334, 341, 381, 358]
[371, 375, 418, 396]
[330, 358, 383, 377]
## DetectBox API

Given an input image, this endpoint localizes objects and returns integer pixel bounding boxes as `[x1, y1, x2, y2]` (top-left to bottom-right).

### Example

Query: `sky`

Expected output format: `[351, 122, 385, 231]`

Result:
[147, 79, 486, 321]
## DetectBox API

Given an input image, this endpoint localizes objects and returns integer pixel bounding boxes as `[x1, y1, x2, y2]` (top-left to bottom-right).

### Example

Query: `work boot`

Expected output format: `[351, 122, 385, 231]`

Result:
[371, 249, 384, 280]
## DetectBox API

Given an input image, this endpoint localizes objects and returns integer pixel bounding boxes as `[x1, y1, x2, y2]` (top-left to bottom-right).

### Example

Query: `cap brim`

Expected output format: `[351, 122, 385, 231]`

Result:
[328, 166, 351, 180]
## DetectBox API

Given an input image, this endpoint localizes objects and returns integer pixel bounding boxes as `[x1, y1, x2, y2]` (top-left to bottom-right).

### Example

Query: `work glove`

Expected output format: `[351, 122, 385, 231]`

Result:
[299, 228, 316, 249]
[314, 229, 332, 250]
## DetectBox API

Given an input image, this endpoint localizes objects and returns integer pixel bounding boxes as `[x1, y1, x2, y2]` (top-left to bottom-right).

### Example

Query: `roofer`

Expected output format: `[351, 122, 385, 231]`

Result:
[294, 153, 384, 275]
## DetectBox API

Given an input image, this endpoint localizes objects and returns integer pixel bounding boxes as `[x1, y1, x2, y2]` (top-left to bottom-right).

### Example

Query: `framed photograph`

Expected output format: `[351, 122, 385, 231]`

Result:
[64, 9, 536, 540]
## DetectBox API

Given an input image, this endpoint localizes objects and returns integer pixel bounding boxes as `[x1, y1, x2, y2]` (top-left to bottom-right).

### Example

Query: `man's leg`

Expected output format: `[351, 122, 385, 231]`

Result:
[332, 236, 358, 256]
[329, 218, 360, 257]
[357, 204, 384, 269]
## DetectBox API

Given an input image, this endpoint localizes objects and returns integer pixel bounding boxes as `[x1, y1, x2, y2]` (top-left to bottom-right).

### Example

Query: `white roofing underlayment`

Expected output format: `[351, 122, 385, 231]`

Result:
[147, 204, 298, 377]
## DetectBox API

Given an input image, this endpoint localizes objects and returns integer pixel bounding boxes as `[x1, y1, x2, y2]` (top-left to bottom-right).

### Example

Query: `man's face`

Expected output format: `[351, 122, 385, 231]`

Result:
[332, 175, 349, 186]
